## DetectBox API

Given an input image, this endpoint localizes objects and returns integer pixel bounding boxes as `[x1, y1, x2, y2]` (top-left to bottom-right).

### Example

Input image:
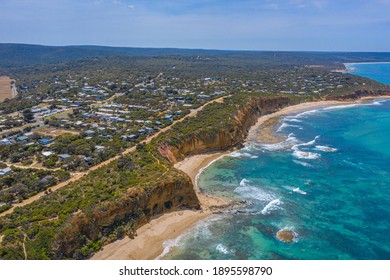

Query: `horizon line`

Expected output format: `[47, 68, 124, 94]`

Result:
[1, 42, 390, 54]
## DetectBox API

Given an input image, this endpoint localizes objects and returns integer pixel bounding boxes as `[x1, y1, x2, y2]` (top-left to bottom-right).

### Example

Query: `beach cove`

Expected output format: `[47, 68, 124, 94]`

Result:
[91, 95, 390, 260]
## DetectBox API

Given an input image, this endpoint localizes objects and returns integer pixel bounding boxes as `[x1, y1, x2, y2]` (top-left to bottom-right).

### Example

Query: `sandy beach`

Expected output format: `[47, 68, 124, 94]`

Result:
[91, 96, 389, 260]
[91, 210, 211, 260]
[247, 100, 351, 143]
[92, 152, 230, 260]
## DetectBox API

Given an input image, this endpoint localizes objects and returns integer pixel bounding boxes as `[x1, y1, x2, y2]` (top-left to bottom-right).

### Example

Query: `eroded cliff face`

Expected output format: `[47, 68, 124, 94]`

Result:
[51, 173, 198, 259]
[159, 96, 291, 163]
[325, 89, 390, 100]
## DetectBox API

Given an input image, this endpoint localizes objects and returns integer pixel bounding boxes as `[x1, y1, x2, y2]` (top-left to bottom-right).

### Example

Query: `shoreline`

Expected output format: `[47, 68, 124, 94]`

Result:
[91, 95, 389, 260]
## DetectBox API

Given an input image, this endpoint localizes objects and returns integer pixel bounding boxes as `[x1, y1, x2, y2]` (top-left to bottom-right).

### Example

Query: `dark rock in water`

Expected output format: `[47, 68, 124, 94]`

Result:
[276, 229, 297, 243]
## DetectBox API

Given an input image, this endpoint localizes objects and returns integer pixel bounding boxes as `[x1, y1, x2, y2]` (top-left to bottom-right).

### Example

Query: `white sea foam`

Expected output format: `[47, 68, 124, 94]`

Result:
[261, 199, 282, 215]
[195, 153, 228, 187]
[228, 152, 257, 158]
[323, 99, 387, 111]
[236, 179, 282, 215]
[371, 99, 388, 106]
[282, 185, 308, 195]
[156, 216, 222, 259]
[191, 216, 222, 239]
[157, 232, 187, 259]
[294, 109, 321, 118]
[259, 133, 299, 151]
[315, 145, 338, 152]
[228, 152, 242, 158]
[293, 160, 313, 168]
[284, 117, 303, 123]
[292, 187, 307, 195]
[216, 244, 230, 255]
[291, 136, 321, 159]
[292, 135, 320, 149]
[236, 179, 276, 202]
[292, 150, 321, 159]
[277, 122, 303, 132]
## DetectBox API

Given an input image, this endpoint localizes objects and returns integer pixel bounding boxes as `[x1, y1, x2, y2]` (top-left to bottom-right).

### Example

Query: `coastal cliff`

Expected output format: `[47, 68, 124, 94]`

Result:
[158, 95, 291, 163]
[51, 171, 198, 259]
[325, 89, 390, 100]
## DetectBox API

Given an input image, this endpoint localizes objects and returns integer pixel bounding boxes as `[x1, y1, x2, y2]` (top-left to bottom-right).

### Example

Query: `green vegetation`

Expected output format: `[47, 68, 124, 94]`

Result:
[0, 145, 175, 259]
[1, 45, 389, 260]
[0, 168, 70, 207]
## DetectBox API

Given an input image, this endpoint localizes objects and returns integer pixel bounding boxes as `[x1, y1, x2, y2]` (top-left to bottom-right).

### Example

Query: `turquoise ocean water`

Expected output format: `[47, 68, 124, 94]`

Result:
[345, 62, 390, 85]
[162, 63, 390, 260]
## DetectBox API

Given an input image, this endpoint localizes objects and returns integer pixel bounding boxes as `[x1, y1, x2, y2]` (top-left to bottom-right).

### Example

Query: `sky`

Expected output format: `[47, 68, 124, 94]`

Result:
[0, 0, 390, 51]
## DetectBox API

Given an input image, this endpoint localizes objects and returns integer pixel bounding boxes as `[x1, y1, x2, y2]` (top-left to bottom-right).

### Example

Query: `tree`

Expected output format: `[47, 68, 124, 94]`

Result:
[22, 109, 34, 122]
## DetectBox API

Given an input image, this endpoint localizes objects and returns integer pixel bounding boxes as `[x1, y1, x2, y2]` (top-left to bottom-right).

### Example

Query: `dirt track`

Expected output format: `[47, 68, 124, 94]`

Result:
[0, 95, 229, 217]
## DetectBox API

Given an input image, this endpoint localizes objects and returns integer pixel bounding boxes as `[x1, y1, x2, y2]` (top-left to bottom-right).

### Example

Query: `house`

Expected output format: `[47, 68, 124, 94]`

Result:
[39, 138, 54, 145]
[85, 130, 95, 136]
[83, 156, 93, 163]
[59, 154, 71, 160]
[0, 138, 13, 145]
[42, 151, 53, 157]
[0, 167, 12, 177]
[121, 134, 138, 141]
[16, 136, 29, 142]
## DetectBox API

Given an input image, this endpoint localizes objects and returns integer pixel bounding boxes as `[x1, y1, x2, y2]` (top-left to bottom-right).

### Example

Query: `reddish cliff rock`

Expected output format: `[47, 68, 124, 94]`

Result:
[159, 96, 291, 163]
[51, 172, 198, 259]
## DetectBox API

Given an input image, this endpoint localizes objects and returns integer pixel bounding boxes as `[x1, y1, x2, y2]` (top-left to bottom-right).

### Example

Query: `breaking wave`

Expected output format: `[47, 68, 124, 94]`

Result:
[315, 145, 338, 152]
[277, 122, 303, 132]
[293, 187, 307, 195]
[235, 179, 282, 215]
[259, 133, 299, 151]
[261, 199, 282, 215]
[291, 136, 321, 159]
[293, 160, 314, 168]
[216, 244, 235, 255]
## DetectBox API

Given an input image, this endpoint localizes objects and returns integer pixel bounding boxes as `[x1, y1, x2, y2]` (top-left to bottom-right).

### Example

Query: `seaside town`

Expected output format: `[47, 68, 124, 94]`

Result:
[0, 47, 389, 261]
[0, 59, 374, 209]
[2, 3, 390, 280]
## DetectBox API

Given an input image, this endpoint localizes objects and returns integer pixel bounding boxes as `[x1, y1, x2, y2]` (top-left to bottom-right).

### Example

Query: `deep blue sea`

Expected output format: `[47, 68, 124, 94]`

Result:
[162, 63, 390, 260]
[345, 62, 390, 85]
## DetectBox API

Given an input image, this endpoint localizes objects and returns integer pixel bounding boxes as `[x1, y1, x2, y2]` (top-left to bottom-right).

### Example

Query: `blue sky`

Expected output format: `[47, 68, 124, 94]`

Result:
[0, 0, 390, 51]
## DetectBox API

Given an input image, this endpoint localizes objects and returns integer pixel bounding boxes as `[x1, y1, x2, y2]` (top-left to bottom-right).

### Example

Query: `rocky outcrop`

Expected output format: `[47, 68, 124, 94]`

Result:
[51, 173, 199, 259]
[158, 96, 291, 163]
[276, 229, 298, 243]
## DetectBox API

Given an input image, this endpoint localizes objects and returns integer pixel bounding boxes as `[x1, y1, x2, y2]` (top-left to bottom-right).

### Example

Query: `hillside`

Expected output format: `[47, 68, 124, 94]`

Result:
[1, 43, 390, 67]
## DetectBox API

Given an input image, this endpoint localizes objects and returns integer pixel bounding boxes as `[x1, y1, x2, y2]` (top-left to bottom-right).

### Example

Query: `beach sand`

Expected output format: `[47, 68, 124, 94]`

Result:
[92, 152, 230, 260]
[247, 100, 351, 143]
[91, 96, 389, 260]
[91, 210, 211, 260]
